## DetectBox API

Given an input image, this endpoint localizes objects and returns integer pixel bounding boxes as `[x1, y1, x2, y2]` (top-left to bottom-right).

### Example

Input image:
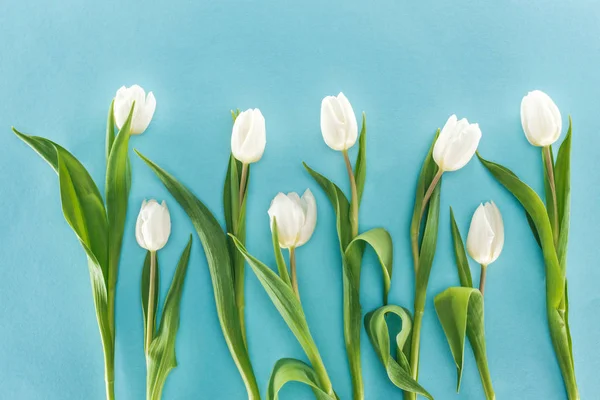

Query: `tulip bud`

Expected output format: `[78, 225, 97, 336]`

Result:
[268, 189, 317, 249]
[113, 85, 156, 135]
[320, 92, 358, 151]
[231, 108, 266, 164]
[135, 199, 171, 252]
[433, 115, 482, 172]
[466, 201, 504, 266]
[520, 90, 562, 147]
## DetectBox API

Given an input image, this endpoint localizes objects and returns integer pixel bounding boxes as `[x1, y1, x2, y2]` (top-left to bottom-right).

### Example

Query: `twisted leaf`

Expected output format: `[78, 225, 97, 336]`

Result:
[146, 236, 193, 400]
[364, 305, 433, 399]
[268, 358, 338, 400]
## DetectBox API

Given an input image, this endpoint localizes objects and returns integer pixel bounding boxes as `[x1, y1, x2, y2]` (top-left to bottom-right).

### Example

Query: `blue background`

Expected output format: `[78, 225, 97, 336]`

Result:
[1, 1, 599, 399]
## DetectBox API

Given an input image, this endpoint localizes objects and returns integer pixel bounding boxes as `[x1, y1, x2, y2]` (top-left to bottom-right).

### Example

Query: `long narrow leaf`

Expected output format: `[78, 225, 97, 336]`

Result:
[449, 207, 473, 288]
[364, 305, 433, 399]
[142, 251, 160, 354]
[354, 113, 367, 207]
[271, 219, 292, 287]
[136, 150, 260, 398]
[147, 236, 193, 400]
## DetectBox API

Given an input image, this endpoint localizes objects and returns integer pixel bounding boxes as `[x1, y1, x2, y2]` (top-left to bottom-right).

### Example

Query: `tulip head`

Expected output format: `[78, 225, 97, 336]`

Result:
[268, 189, 317, 249]
[320, 92, 358, 151]
[466, 201, 504, 266]
[231, 108, 266, 164]
[433, 114, 482, 172]
[114, 85, 156, 135]
[521, 90, 562, 147]
[135, 199, 171, 252]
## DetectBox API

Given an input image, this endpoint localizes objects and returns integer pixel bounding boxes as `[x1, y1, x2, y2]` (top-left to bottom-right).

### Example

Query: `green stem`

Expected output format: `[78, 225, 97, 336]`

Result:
[239, 163, 249, 210]
[543, 146, 559, 245]
[479, 264, 488, 296]
[289, 247, 300, 300]
[102, 337, 115, 400]
[146, 251, 157, 354]
[343, 150, 359, 238]
[236, 162, 249, 346]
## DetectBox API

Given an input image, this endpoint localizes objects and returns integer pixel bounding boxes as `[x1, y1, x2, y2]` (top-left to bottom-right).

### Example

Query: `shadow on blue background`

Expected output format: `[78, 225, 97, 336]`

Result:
[1, 1, 599, 399]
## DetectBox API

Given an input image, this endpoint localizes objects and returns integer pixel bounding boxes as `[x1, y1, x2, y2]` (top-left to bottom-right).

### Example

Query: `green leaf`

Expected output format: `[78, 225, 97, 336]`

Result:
[146, 236, 192, 400]
[105, 104, 135, 338]
[142, 251, 160, 354]
[415, 181, 441, 299]
[555, 119, 572, 271]
[542, 145, 557, 243]
[345, 227, 393, 304]
[268, 358, 338, 400]
[231, 235, 335, 397]
[136, 151, 261, 399]
[364, 305, 433, 399]
[271, 219, 292, 287]
[106, 99, 116, 162]
[449, 207, 473, 288]
[303, 162, 365, 398]
[434, 287, 494, 398]
[354, 113, 367, 207]
[478, 153, 578, 398]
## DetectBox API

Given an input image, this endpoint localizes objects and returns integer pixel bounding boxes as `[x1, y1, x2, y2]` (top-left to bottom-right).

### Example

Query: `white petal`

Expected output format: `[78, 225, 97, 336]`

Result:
[321, 96, 346, 151]
[337, 92, 358, 149]
[232, 108, 266, 163]
[135, 200, 148, 250]
[268, 193, 301, 248]
[467, 203, 495, 265]
[485, 201, 504, 264]
[433, 114, 458, 169]
[296, 189, 317, 247]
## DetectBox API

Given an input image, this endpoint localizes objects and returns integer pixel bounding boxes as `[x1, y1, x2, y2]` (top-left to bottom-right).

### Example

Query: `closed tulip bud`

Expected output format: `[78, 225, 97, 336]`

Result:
[231, 108, 266, 164]
[433, 114, 482, 172]
[114, 85, 156, 135]
[320, 92, 358, 151]
[135, 199, 171, 252]
[467, 201, 504, 266]
[268, 189, 317, 249]
[521, 90, 562, 147]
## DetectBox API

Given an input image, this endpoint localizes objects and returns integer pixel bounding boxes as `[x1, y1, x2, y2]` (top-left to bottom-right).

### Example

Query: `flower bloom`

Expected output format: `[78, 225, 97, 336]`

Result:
[268, 189, 317, 249]
[231, 108, 266, 164]
[521, 90, 562, 147]
[433, 114, 482, 172]
[114, 85, 156, 135]
[320, 92, 358, 151]
[466, 201, 504, 266]
[135, 199, 171, 252]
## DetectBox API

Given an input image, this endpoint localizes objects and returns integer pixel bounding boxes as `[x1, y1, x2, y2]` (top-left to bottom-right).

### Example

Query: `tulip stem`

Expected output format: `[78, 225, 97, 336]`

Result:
[239, 163, 249, 209]
[543, 146, 559, 245]
[289, 247, 300, 300]
[479, 264, 488, 296]
[146, 251, 157, 355]
[342, 150, 359, 238]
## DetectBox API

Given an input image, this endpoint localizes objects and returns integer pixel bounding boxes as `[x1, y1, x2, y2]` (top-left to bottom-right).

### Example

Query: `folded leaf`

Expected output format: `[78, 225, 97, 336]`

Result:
[434, 288, 494, 399]
[449, 207, 473, 288]
[364, 305, 433, 399]
[136, 151, 260, 399]
[231, 235, 335, 397]
[147, 236, 193, 400]
[268, 358, 338, 400]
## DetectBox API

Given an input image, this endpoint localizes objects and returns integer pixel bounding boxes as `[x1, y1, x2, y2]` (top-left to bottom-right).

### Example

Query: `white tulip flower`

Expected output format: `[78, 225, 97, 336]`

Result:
[320, 92, 358, 151]
[466, 201, 504, 267]
[268, 189, 317, 249]
[135, 199, 171, 252]
[521, 90, 562, 147]
[433, 114, 482, 172]
[231, 108, 266, 164]
[113, 85, 156, 135]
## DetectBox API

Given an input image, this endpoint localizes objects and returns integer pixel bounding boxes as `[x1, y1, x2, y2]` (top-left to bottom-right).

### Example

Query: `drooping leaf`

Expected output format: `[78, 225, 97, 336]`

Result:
[449, 207, 473, 288]
[478, 153, 578, 398]
[345, 227, 393, 304]
[304, 162, 365, 398]
[354, 113, 367, 207]
[231, 235, 336, 397]
[142, 251, 160, 354]
[268, 358, 338, 400]
[146, 236, 192, 400]
[364, 305, 433, 399]
[136, 151, 261, 398]
[434, 287, 494, 398]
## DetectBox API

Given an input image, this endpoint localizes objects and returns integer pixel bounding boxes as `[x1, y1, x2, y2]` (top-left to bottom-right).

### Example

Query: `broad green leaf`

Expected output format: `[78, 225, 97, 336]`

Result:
[449, 207, 473, 288]
[231, 235, 335, 397]
[105, 105, 135, 339]
[434, 287, 494, 399]
[354, 113, 367, 207]
[345, 227, 393, 304]
[136, 151, 261, 399]
[271, 219, 292, 287]
[268, 358, 338, 400]
[142, 251, 160, 354]
[478, 153, 578, 398]
[364, 305, 433, 399]
[304, 162, 365, 398]
[415, 182, 441, 300]
[147, 236, 192, 400]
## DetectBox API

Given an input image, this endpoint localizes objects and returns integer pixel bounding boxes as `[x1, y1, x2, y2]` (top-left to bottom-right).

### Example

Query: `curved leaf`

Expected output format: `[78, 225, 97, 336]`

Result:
[434, 287, 494, 398]
[231, 235, 335, 397]
[147, 236, 193, 400]
[346, 227, 393, 304]
[268, 358, 338, 400]
[136, 150, 261, 399]
[354, 113, 367, 207]
[449, 207, 473, 288]
[364, 305, 433, 399]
